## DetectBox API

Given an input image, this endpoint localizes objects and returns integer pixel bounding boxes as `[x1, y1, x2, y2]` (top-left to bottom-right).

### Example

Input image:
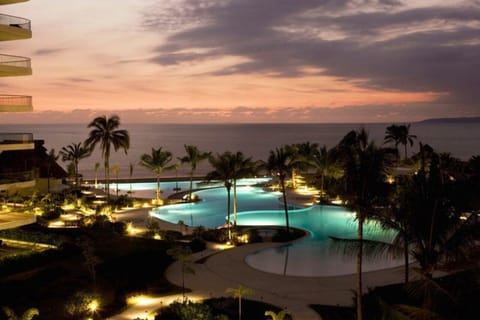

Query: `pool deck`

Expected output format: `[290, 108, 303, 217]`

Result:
[110, 207, 410, 320]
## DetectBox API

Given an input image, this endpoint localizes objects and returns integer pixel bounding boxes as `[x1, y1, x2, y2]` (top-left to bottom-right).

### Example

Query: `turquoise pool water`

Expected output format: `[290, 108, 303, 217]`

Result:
[149, 183, 403, 277]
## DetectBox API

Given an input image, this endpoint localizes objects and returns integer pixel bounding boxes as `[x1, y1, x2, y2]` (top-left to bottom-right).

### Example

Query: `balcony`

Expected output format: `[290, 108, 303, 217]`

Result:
[0, 132, 33, 151]
[0, 54, 31, 76]
[0, 170, 35, 192]
[0, 13, 31, 41]
[0, 0, 29, 5]
[0, 94, 32, 112]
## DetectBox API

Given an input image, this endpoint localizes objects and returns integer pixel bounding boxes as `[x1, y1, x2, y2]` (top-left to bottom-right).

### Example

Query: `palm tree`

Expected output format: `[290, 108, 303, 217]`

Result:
[2, 307, 39, 320]
[226, 284, 254, 320]
[178, 145, 211, 201]
[311, 145, 342, 199]
[59, 142, 92, 187]
[285, 142, 317, 189]
[337, 129, 395, 320]
[384, 124, 416, 161]
[264, 146, 296, 233]
[206, 152, 235, 240]
[85, 115, 130, 200]
[231, 151, 257, 226]
[265, 309, 292, 320]
[139, 147, 175, 205]
[381, 175, 415, 284]
[408, 151, 478, 280]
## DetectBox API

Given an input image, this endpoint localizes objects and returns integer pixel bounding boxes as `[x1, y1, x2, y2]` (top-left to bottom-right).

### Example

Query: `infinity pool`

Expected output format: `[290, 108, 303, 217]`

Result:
[148, 182, 403, 277]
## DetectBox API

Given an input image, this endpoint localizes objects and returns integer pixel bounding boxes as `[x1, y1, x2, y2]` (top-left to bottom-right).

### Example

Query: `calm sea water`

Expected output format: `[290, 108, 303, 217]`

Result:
[1, 122, 479, 179]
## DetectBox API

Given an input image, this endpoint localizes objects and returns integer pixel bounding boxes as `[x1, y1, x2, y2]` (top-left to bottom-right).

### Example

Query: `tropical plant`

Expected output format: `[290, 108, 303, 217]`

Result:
[405, 151, 479, 280]
[179, 145, 211, 201]
[264, 146, 296, 233]
[265, 309, 292, 320]
[64, 291, 100, 320]
[311, 145, 343, 199]
[1, 307, 39, 320]
[384, 124, 416, 161]
[59, 142, 91, 187]
[156, 300, 217, 320]
[226, 284, 254, 320]
[85, 115, 130, 200]
[139, 147, 175, 205]
[336, 128, 395, 320]
[206, 152, 235, 240]
[292, 141, 319, 187]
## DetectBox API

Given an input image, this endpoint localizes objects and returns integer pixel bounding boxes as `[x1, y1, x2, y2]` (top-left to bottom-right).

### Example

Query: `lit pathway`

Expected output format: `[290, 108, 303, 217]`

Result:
[109, 208, 408, 320]
[164, 242, 407, 320]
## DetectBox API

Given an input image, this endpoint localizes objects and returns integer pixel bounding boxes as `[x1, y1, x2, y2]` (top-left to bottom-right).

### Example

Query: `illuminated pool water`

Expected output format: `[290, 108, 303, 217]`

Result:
[149, 184, 403, 277]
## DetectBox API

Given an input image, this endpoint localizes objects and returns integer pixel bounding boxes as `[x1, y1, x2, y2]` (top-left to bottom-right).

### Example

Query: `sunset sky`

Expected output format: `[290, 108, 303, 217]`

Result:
[1, 0, 479, 123]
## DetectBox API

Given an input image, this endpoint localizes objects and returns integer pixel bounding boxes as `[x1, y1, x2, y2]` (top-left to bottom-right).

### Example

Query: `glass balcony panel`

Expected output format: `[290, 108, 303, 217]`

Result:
[0, 54, 31, 76]
[0, 94, 32, 112]
[0, 14, 31, 40]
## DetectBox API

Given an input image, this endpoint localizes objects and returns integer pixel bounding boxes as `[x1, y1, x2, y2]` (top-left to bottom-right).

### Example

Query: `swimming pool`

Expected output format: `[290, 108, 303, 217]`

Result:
[149, 183, 403, 277]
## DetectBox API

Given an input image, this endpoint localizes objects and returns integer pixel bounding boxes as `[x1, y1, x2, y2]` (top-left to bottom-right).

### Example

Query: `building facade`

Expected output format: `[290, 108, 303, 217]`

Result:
[0, 0, 35, 229]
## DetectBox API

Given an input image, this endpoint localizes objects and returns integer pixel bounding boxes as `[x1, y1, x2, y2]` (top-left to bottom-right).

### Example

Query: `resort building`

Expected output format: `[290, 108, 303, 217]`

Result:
[0, 0, 35, 229]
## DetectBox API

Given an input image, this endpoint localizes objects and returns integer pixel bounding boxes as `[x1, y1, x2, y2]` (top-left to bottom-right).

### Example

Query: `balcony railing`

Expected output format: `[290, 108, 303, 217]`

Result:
[0, 54, 31, 76]
[0, 132, 34, 151]
[0, 0, 29, 5]
[0, 94, 32, 112]
[0, 14, 31, 40]
[0, 170, 35, 185]
[0, 132, 33, 144]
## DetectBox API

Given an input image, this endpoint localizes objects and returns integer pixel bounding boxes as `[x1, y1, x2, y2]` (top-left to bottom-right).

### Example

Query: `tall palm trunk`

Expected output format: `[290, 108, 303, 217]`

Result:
[189, 170, 194, 200]
[104, 147, 111, 200]
[356, 211, 364, 320]
[226, 183, 232, 240]
[233, 178, 238, 227]
[280, 176, 290, 233]
[156, 174, 161, 203]
[104, 160, 110, 199]
[74, 160, 79, 187]
[404, 228, 409, 283]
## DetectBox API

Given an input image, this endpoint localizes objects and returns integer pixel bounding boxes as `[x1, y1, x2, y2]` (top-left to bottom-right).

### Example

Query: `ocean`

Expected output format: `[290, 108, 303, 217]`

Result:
[2, 122, 480, 179]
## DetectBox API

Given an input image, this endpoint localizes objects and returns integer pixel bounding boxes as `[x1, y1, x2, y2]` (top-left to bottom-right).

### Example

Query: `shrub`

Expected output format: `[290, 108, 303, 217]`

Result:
[155, 300, 225, 320]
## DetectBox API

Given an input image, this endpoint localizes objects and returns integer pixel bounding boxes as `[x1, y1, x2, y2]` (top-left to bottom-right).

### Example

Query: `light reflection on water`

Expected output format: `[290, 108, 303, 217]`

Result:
[149, 182, 403, 277]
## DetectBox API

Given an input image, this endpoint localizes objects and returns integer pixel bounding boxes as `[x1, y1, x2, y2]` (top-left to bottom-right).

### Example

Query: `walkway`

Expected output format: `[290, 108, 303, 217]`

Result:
[111, 240, 407, 320]
[109, 207, 409, 320]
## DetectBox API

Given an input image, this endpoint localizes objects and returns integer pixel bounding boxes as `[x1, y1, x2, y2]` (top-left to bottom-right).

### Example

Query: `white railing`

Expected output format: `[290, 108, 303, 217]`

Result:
[0, 13, 31, 30]
[0, 54, 31, 68]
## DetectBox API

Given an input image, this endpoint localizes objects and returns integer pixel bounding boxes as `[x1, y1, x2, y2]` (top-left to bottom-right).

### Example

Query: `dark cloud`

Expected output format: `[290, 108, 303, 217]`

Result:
[66, 78, 93, 83]
[146, 0, 480, 110]
[33, 48, 65, 56]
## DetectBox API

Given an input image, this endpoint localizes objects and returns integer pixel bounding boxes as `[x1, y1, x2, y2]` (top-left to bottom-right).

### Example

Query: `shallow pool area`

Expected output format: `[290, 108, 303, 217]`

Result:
[149, 182, 403, 277]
